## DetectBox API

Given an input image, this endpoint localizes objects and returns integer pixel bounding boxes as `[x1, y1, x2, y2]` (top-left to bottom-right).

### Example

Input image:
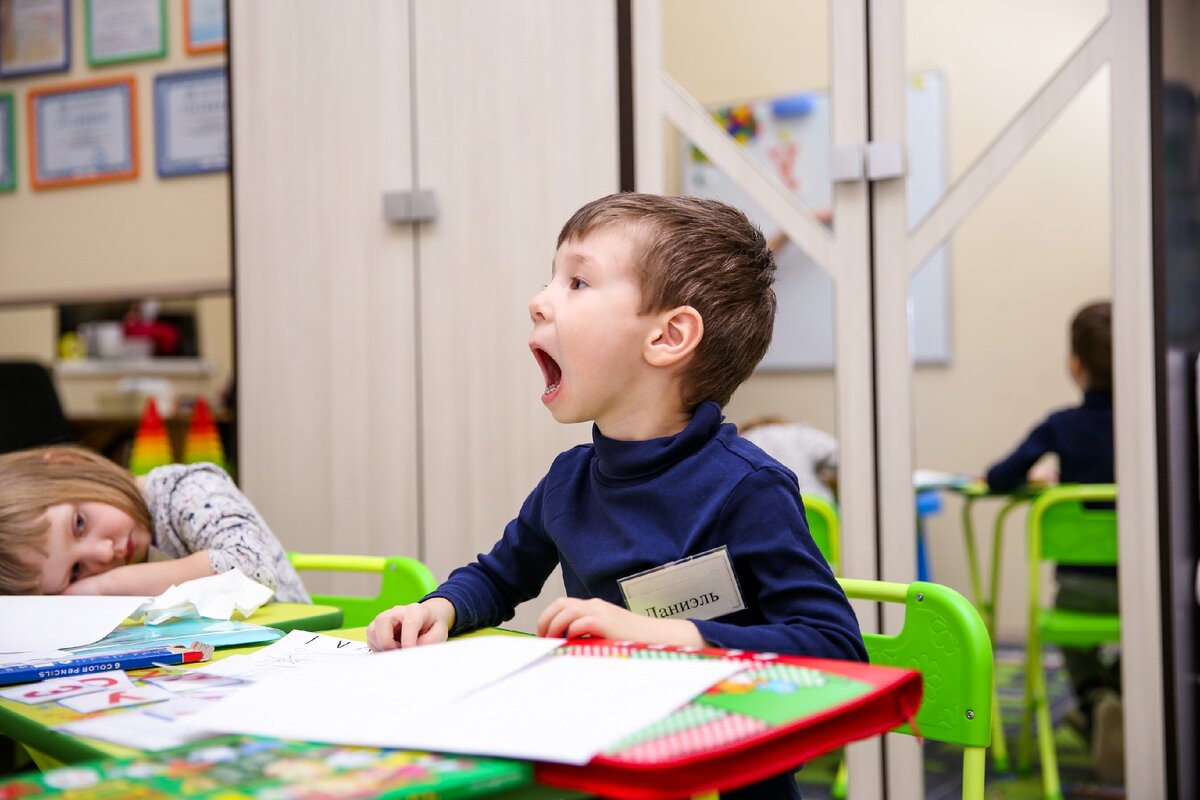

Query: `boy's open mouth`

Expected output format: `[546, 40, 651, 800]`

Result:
[533, 347, 562, 399]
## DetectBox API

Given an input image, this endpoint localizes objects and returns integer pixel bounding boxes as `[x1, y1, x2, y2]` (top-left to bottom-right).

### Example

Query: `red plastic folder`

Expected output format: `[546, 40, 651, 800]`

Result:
[535, 640, 922, 800]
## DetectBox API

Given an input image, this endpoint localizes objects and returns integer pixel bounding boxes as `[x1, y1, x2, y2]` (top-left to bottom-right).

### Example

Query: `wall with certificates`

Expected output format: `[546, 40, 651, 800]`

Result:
[0, 0, 229, 303]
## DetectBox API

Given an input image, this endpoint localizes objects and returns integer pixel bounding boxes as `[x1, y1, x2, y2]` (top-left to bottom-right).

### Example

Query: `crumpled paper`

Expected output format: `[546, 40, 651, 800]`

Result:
[132, 568, 275, 625]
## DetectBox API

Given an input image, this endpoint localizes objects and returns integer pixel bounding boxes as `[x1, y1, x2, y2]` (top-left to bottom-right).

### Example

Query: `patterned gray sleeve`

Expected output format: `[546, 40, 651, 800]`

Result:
[142, 464, 311, 603]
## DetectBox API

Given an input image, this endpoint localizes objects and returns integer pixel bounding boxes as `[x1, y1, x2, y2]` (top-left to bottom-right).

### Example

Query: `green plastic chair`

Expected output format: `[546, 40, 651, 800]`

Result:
[288, 553, 438, 629]
[833, 579, 993, 800]
[1017, 484, 1119, 800]
[804, 495, 840, 574]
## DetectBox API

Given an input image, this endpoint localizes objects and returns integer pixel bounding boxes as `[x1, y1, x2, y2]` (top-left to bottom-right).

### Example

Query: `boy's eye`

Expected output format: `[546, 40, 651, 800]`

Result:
[569, 277, 587, 290]
[70, 563, 82, 581]
[73, 512, 85, 536]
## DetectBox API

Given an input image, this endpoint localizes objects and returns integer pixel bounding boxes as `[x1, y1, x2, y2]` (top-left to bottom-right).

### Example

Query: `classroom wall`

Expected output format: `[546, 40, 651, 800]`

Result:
[0, 0, 232, 410]
[664, 0, 1111, 642]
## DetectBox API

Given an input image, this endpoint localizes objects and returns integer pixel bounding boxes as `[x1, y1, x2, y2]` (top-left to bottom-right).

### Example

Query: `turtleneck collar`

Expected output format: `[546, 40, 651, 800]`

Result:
[1083, 388, 1112, 408]
[591, 401, 724, 481]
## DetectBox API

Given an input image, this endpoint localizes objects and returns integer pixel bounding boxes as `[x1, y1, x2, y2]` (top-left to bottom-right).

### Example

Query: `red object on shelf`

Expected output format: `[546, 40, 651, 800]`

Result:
[128, 398, 174, 475]
[183, 397, 228, 471]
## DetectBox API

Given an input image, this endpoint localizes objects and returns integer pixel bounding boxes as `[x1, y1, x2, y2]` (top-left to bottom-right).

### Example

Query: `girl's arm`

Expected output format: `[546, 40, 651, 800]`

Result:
[144, 464, 310, 603]
[63, 551, 214, 596]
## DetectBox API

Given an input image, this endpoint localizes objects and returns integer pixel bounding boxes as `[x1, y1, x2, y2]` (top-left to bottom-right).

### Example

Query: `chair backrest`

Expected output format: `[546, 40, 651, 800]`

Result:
[804, 495, 840, 574]
[0, 361, 71, 454]
[838, 578, 993, 749]
[288, 553, 438, 628]
[1028, 483, 1117, 567]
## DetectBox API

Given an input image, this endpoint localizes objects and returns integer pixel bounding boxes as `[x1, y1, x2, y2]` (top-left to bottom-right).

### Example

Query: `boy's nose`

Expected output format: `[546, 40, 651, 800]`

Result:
[528, 289, 549, 322]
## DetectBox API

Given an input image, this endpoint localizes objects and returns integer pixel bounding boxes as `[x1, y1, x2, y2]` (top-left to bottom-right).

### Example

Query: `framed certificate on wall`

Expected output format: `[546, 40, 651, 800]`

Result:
[183, 0, 225, 55]
[85, 0, 166, 67]
[27, 77, 140, 189]
[0, 0, 70, 78]
[0, 92, 15, 192]
[154, 67, 227, 176]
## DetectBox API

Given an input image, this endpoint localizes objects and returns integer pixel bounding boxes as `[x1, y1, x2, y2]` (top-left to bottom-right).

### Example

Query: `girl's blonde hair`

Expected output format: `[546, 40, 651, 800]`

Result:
[0, 445, 150, 594]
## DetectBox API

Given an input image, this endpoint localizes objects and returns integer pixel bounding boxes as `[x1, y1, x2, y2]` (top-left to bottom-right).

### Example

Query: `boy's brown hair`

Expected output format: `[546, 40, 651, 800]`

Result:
[0, 445, 150, 594]
[558, 192, 777, 408]
[1071, 300, 1112, 391]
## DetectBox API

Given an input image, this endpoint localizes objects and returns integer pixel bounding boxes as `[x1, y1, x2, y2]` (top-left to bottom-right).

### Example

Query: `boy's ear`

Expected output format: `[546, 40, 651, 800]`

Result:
[1068, 353, 1088, 388]
[645, 306, 703, 368]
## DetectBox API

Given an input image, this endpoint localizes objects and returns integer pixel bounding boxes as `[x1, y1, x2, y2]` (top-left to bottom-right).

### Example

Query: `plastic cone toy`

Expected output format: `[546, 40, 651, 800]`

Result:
[128, 398, 174, 475]
[183, 397, 228, 471]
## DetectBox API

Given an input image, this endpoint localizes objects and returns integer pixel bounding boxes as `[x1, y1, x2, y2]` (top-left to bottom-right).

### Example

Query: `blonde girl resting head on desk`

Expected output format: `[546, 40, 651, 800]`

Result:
[0, 444, 310, 602]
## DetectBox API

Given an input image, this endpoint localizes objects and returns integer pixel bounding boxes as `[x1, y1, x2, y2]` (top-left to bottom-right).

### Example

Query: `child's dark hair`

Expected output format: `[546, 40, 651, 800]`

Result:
[1071, 300, 1112, 391]
[0, 445, 150, 594]
[557, 192, 777, 408]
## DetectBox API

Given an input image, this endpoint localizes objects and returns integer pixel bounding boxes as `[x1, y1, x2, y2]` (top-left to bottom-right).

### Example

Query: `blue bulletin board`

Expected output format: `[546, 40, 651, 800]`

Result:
[682, 71, 951, 370]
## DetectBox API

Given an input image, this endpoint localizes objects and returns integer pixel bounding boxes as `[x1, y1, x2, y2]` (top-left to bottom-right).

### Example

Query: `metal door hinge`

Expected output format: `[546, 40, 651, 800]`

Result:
[829, 144, 864, 183]
[865, 141, 906, 180]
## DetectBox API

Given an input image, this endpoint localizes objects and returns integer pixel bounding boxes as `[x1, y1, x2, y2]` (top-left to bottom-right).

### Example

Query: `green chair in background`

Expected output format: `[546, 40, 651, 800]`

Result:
[1017, 484, 1119, 800]
[832, 579, 993, 800]
[288, 553, 438, 629]
[804, 495, 840, 575]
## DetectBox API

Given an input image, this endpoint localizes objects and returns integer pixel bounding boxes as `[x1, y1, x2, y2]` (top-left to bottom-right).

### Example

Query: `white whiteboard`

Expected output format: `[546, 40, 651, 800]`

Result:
[682, 72, 951, 369]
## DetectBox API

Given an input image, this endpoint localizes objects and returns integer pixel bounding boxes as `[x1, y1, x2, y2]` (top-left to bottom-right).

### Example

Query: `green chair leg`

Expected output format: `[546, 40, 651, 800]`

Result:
[830, 752, 848, 799]
[990, 684, 1008, 772]
[963, 746, 988, 800]
[1033, 657, 1063, 800]
[1017, 629, 1039, 774]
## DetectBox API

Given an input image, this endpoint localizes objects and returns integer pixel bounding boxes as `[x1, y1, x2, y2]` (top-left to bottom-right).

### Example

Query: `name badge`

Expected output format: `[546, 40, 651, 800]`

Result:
[618, 546, 746, 621]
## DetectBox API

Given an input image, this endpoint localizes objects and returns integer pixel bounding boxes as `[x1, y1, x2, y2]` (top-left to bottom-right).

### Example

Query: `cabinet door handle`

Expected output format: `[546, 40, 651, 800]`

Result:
[383, 189, 439, 223]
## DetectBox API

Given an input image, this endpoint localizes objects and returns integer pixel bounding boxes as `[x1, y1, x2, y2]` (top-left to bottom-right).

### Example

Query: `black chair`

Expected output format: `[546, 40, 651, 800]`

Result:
[0, 361, 71, 454]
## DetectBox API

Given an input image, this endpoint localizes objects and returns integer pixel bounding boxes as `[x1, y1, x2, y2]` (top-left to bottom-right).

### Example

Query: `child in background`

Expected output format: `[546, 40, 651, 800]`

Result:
[984, 299, 1119, 781]
[0, 444, 310, 602]
[367, 192, 864, 800]
[738, 416, 838, 503]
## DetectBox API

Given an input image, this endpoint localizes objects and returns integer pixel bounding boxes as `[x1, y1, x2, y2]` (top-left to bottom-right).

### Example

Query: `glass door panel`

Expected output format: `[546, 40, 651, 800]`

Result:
[662, 0, 834, 230]
[658, 0, 853, 586]
[900, 5, 1116, 789]
[904, 0, 1110, 226]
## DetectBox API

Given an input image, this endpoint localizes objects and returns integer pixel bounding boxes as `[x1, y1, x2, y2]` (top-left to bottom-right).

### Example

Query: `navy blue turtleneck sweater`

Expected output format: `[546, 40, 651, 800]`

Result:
[985, 389, 1114, 493]
[428, 401, 865, 660]
[427, 402, 864, 799]
[986, 389, 1115, 578]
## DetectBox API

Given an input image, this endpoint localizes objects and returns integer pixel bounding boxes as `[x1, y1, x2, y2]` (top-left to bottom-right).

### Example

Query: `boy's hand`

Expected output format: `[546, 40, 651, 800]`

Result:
[537, 597, 705, 648]
[366, 598, 455, 651]
[1026, 461, 1060, 486]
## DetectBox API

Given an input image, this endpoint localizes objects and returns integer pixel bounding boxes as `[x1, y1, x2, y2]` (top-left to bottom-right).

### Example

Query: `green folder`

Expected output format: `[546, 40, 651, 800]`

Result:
[0, 735, 532, 799]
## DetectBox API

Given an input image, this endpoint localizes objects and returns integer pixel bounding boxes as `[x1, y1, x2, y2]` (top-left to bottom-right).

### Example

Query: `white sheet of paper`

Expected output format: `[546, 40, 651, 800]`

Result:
[912, 468, 973, 490]
[0, 596, 149, 652]
[142, 694, 222, 721]
[142, 671, 244, 692]
[0, 650, 69, 666]
[195, 629, 371, 680]
[398, 654, 743, 764]
[184, 638, 741, 765]
[57, 710, 211, 752]
[58, 684, 174, 714]
[183, 635, 565, 742]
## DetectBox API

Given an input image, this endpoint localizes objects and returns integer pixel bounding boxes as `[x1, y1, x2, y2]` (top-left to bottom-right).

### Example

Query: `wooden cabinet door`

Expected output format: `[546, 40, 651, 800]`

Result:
[412, 0, 618, 630]
[231, 1, 421, 590]
[232, 1, 618, 620]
